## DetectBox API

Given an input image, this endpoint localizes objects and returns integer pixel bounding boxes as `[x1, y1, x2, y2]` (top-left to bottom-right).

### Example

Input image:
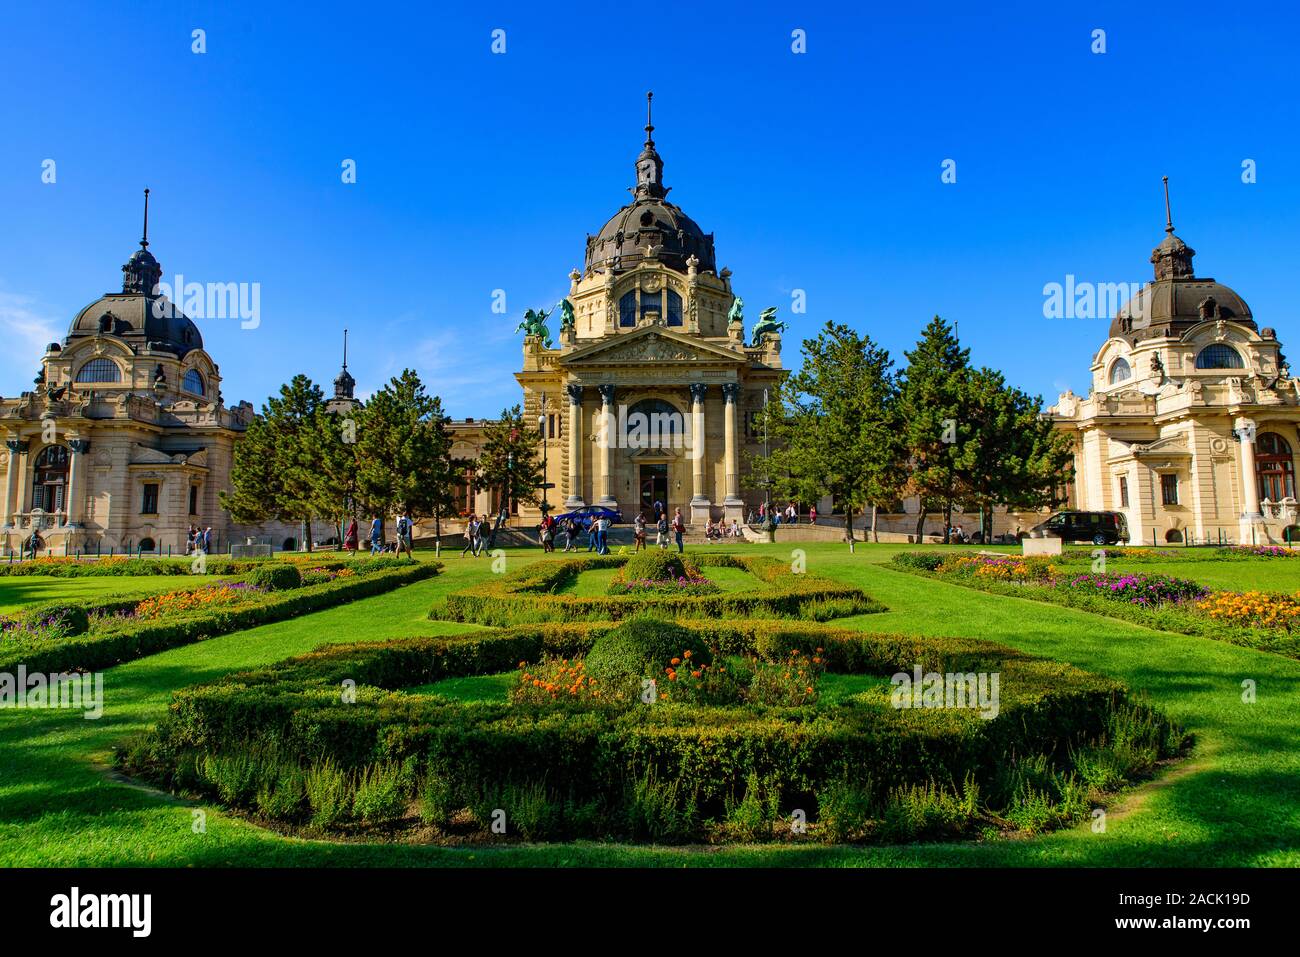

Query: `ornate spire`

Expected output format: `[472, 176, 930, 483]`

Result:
[122, 188, 162, 294]
[333, 327, 356, 399]
[1150, 176, 1195, 281]
[633, 91, 666, 200]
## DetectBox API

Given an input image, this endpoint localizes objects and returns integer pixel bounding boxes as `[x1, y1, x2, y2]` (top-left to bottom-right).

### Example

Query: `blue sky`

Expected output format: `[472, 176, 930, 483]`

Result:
[2, 1, 1297, 417]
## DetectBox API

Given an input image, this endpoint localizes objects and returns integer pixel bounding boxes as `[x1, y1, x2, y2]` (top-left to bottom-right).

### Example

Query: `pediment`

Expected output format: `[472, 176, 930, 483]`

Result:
[1126, 434, 1191, 459]
[561, 327, 745, 367]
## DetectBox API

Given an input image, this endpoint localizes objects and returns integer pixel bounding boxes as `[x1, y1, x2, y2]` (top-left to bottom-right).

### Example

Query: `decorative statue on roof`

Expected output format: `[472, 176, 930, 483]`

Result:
[727, 295, 744, 326]
[515, 307, 553, 348]
[558, 298, 576, 333]
[751, 306, 787, 346]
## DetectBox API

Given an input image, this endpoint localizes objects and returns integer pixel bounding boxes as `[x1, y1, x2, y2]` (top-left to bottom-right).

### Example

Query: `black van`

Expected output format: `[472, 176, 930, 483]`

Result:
[1030, 510, 1130, 545]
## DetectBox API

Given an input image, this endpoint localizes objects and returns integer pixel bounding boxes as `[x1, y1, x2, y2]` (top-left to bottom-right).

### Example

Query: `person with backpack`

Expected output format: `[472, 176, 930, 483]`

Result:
[395, 512, 413, 557]
[671, 508, 685, 553]
[633, 512, 647, 552]
[656, 512, 669, 549]
[369, 517, 383, 555]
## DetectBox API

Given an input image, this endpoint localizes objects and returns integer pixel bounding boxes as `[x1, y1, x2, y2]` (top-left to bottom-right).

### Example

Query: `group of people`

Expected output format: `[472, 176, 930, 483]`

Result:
[631, 506, 686, 553]
[704, 518, 744, 542]
[746, 502, 812, 526]
[340, 514, 414, 556]
[187, 525, 213, 554]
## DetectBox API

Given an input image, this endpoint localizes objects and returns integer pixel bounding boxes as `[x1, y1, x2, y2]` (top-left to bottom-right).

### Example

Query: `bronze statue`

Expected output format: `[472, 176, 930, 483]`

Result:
[750, 306, 787, 345]
[515, 308, 554, 348]
[558, 298, 576, 333]
[727, 295, 744, 325]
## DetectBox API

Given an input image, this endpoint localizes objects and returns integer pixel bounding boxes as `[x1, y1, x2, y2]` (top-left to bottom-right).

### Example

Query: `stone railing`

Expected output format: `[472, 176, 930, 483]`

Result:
[1261, 498, 1299, 523]
[10, 511, 69, 530]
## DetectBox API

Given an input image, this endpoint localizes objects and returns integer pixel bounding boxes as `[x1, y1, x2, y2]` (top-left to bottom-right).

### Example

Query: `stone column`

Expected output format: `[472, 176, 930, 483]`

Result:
[1235, 417, 1263, 542]
[722, 383, 743, 521]
[596, 384, 617, 506]
[689, 383, 711, 524]
[2, 439, 23, 527]
[66, 439, 90, 527]
[565, 384, 585, 507]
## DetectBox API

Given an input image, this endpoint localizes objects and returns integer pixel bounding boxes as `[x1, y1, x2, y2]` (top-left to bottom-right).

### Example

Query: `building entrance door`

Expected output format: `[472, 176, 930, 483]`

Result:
[639, 463, 668, 516]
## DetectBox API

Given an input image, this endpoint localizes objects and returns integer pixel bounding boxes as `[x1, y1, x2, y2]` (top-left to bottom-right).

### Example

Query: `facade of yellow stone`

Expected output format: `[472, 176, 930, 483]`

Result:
[1050, 203, 1300, 546]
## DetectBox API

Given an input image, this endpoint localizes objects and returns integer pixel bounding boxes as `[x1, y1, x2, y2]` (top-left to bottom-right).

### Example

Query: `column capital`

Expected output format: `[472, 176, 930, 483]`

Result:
[5, 439, 30, 455]
[68, 439, 92, 454]
[722, 382, 741, 403]
[689, 382, 708, 404]
[1233, 418, 1258, 443]
[565, 383, 584, 404]
[597, 384, 616, 404]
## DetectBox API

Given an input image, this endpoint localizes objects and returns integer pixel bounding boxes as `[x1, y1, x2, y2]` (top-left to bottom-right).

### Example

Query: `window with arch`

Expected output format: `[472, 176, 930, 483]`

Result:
[1256, 431, 1296, 501]
[1108, 358, 1132, 385]
[182, 369, 206, 396]
[626, 398, 683, 448]
[75, 358, 122, 383]
[31, 445, 69, 513]
[1195, 344, 1245, 369]
[619, 291, 637, 327]
[666, 289, 683, 327]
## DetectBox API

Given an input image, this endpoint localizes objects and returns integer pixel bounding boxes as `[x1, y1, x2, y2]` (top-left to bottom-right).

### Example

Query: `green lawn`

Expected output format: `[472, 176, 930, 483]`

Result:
[0, 574, 224, 615]
[1, 542, 1297, 867]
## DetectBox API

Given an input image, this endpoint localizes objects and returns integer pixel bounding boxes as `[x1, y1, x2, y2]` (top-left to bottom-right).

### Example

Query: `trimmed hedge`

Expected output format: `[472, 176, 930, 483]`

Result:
[122, 617, 1182, 844]
[0, 561, 440, 675]
[247, 564, 303, 591]
[0, 554, 365, 578]
[432, 554, 883, 625]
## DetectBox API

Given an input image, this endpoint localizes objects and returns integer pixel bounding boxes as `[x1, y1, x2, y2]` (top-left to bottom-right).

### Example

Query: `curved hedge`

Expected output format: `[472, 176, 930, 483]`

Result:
[431, 554, 883, 625]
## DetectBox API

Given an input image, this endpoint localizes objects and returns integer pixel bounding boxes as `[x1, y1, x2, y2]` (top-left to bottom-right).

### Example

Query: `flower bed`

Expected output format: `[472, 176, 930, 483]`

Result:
[0, 552, 377, 578]
[0, 560, 439, 675]
[121, 616, 1186, 845]
[891, 553, 1300, 659]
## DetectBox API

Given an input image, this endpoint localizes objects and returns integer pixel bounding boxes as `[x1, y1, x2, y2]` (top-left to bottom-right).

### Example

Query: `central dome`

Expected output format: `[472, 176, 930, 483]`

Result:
[584, 93, 716, 276]
[586, 197, 716, 275]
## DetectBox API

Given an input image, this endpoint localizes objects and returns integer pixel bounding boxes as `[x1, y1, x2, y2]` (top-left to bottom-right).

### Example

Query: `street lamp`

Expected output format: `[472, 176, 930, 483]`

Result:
[538, 412, 549, 516]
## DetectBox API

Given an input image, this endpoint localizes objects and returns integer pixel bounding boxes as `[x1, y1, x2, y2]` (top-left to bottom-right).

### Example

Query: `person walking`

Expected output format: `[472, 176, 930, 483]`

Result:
[396, 512, 414, 557]
[596, 515, 611, 555]
[671, 507, 685, 554]
[655, 511, 669, 549]
[539, 513, 554, 553]
[633, 512, 647, 552]
[653, 498, 664, 522]
[344, 518, 358, 551]
[369, 517, 383, 555]
[809, 505, 817, 526]
[461, 514, 478, 557]
[202, 526, 213, 554]
[562, 516, 577, 552]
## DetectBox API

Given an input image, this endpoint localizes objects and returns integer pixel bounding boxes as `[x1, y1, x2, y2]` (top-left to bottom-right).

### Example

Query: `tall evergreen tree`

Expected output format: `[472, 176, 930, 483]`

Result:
[753, 322, 906, 542]
[474, 405, 543, 546]
[353, 370, 457, 543]
[898, 316, 974, 543]
[221, 375, 330, 549]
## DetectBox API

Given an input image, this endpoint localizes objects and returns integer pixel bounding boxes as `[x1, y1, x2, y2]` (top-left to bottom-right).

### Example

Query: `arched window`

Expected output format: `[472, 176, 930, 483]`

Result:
[666, 289, 683, 327]
[619, 291, 637, 327]
[1195, 344, 1245, 369]
[1164, 528, 1184, 543]
[1256, 431, 1296, 501]
[31, 445, 69, 513]
[138, 537, 156, 553]
[626, 398, 683, 448]
[1108, 358, 1132, 385]
[75, 358, 122, 383]
[182, 369, 205, 396]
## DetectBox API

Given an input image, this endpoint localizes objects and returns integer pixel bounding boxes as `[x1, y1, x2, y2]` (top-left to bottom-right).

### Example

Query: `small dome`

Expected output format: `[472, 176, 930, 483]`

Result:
[586, 198, 715, 275]
[67, 292, 204, 356]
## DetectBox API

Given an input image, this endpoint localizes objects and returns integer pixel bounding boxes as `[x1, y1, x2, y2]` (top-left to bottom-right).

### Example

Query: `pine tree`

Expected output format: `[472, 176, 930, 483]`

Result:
[474, 405, 543, 546]
[752, 322, 906, 542]
[898, 316, 973, 543]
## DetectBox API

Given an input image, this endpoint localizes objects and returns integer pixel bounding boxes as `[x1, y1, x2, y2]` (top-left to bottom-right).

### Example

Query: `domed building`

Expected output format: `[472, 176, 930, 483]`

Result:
[0, 193, 300, 555]
[511, 94, 785, 525]
[1051, 184, 1300, 545]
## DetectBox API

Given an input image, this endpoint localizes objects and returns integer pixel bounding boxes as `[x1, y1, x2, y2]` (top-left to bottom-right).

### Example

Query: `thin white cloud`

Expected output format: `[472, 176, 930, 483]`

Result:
[0, 290, 61, 394]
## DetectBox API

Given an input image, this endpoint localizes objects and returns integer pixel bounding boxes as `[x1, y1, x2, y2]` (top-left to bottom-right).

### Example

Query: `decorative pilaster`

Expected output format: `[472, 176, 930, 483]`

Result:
[722, 383, 743, 519]
[6, 440, 30, 528]
[688, 383, 710, 524]
[596, 384, 617, 506]
[565, 384, 585, 507]
[1234, 418, 1262, 542]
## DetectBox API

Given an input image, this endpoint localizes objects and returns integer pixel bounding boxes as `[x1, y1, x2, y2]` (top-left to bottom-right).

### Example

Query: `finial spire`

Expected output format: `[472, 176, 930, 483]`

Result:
[141, 187, 151, 250]
[644, 91, 654, 148]
[1162, 175, 1174, 234]
[342, 328, 349, 371]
